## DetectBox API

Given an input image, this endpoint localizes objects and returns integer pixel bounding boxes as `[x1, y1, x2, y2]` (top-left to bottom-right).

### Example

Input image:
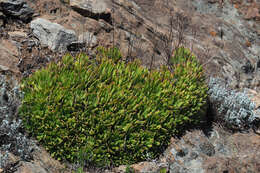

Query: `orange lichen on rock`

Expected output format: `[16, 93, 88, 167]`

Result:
[245, 40, 252, 47]
[210, 31, 217, 37]
[234, 4, 239, 9]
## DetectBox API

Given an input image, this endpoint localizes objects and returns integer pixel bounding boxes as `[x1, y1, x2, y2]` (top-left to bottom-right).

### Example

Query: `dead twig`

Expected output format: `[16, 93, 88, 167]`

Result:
[161, 11, 190, 71]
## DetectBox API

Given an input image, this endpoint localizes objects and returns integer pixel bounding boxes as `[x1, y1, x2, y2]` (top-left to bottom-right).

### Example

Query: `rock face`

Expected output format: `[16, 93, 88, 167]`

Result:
[30, 18, 77, 52]
[19, 0, 260, 89]
[78, 32, 97, 47]
[189, 0, 260, 88]
[0, 39, 20, 73]
[0, 0, 34, 22]
[167, 128, 260, 173]
[47, 0, 260, 91]
[112, 126, 260, 173]
[0, 0, 260, 172]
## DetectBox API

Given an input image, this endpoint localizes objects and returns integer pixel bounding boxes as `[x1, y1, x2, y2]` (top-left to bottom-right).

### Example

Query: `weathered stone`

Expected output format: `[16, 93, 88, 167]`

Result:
[78, 31, 97, 47]
[70, 0, 110, 15]
[60, 0, 70, 4]
[0, 65, 9, 71]
[16, 162, 48, 173]
[67, 31, 98, 51]
[30, 148, 68, 173]
[131, 162, 163, 173]
[8, 31, 27, 38]
[70, 0, 112, 24]
[112, 165, 127, 173]
[244, 89, 260, 121]
[0, 39, 19, 73]
[30, 18, 77, 52]
[244, 7, 260, 20]
[0, 0, 34, 22]
[246, 89, 260, 108]
[199, 142, 215, 156]
[169, 163, 190, 173]
[15, 150, 68, 173]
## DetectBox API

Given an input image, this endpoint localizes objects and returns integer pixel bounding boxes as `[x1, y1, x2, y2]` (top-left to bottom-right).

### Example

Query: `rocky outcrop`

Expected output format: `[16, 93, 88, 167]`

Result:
[30, 18, 77, 52]
[15, 0, 260, 88]
[112, 126, 260, 173]
[190, 0, 260, 88]
[0, 0, 260, 172]
[45, 0, 260, 91]
[0, 0, 34, 22]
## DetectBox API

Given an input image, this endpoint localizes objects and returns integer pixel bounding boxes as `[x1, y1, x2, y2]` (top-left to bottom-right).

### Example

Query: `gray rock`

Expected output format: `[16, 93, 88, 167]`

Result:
[131, 161, 168, 173]
[67, 31, 97, 51]
[199, 142, 215, 157]
[176, 148, 189, 158]
[78, 32, 97, 47]
[0, 151, 9, 168]
[0, 64, 9, 71]
[0, 74, 36, 166]
[0, 0, 34, 22]
[170, 163, 189, 173]
[16, 161, 48, 173]
[70, 0, 109, 15]
[70, 0, 111, 23]
[30, 18, 77, 52]
[189, 152, 199, 160]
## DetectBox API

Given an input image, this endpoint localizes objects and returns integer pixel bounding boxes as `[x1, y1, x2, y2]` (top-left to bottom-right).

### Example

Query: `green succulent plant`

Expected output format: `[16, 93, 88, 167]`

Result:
[19, 47, 208, 167]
